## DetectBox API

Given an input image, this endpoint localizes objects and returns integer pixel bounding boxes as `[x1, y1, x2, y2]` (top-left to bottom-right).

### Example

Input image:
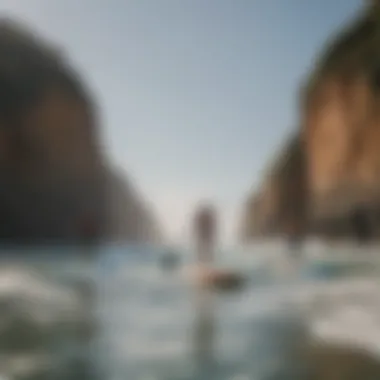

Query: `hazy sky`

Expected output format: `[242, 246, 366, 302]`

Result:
[0, 0, 363, 244]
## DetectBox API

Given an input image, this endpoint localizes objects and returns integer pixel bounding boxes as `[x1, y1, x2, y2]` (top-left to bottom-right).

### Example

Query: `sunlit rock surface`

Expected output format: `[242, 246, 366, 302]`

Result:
[0, 18, 161, 245]
[242, 0, 380, 241]
[301, 0, 380, 237]
[301, 1, 380, 237]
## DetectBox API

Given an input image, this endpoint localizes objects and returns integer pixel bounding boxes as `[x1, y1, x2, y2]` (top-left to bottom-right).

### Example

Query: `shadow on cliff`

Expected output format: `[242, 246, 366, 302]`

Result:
[0, 17, 161, 246]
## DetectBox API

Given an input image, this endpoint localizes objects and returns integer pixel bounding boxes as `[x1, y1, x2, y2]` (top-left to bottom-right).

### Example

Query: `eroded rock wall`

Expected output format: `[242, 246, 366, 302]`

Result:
[302, 0, 380, 237]
[105, 169, 162, 243]
[241, 134, 307, 240]
[0, 18, 161, 245]
[241, 0, 380, 241]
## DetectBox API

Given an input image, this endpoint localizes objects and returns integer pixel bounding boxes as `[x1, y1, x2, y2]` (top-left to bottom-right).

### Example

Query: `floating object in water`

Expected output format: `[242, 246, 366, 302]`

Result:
[183, 265, 247, 292]
[204, 270, 246, 292]
[196, 267, 247, 292]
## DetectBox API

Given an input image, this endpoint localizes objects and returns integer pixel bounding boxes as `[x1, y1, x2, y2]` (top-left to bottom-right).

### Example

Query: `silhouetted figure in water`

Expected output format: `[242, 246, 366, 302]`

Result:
[352, 208, 372, 244]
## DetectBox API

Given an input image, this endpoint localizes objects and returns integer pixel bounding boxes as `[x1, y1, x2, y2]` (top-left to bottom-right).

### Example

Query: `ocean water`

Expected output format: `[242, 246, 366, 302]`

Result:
[0, 242, 380, 380]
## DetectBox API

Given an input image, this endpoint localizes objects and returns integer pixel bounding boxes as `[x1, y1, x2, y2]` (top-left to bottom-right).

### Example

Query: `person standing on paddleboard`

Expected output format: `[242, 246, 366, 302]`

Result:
[194, 204, 217, 265]
[193, 203, 218, 371]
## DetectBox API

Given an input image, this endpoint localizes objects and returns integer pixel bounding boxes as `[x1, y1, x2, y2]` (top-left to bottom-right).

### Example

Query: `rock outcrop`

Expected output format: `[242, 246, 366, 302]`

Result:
[302, 0, 380, 238]
[240, 134, 307, 240]
[106, 168, 162, 243]
[242, 0, 380, 241]
[0, 18, 161, 245]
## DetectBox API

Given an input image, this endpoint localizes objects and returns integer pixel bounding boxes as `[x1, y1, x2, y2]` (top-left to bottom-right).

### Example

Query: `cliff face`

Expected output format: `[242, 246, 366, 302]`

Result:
[106, 169, 162, 243]
[302, 0, 380, 236]
[0, 18, 161, 245]
[241, 1, 380, 241]
[240, 135, 307, 240]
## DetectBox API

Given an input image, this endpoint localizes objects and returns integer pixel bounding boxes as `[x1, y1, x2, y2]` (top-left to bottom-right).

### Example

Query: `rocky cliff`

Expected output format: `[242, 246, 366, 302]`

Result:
[302, 0, 380, 238]
[242, 0, 380, 241]
[0, 18, 161, 245]
[106, 168, 162, 243]
[240, 134, 307, 240]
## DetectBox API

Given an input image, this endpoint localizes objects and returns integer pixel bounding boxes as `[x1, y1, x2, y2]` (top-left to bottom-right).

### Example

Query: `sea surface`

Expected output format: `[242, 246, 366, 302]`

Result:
[1, 242, 380, 380]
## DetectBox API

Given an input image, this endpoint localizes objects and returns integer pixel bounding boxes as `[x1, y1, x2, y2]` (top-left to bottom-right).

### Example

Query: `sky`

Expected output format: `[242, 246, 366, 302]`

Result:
[0, 0, 363, 245]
